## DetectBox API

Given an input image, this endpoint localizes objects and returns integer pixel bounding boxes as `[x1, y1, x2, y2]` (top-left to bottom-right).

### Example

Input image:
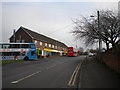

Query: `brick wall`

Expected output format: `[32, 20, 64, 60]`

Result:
[102, 51, 120, 74]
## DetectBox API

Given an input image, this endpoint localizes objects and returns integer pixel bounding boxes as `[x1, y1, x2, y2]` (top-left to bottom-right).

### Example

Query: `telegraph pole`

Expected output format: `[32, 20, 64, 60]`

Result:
[97, 10, 102, 62]
[90, 11, 102, 62]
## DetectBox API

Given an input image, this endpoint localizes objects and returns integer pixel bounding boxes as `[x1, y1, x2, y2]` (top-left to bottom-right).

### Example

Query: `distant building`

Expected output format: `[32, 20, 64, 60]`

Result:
[9, 26, 68, 57]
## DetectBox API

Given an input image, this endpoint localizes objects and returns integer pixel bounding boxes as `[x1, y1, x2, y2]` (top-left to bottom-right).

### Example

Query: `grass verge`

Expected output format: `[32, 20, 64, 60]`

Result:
[1, 60, 27, 66]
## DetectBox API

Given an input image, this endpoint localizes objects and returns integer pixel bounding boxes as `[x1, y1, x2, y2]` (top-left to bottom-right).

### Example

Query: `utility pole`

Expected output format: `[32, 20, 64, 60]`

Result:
[97, 10, 102, 62]
[90, 11, 102, 62]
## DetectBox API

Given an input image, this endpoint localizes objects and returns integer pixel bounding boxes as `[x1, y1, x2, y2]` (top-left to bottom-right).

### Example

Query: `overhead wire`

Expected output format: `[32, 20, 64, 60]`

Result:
[46, 23, 74, 35]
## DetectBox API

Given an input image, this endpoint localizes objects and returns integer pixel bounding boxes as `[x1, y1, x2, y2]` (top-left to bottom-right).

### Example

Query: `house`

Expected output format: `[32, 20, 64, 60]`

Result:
[9, 26, 68, 57]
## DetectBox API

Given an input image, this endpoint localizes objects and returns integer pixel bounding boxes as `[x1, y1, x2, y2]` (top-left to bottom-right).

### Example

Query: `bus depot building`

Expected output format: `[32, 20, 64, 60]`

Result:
[9, 26, 68, 58]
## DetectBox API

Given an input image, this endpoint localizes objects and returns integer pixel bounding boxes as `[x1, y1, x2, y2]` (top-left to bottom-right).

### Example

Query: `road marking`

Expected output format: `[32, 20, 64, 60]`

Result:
[72, 64, 81, 86]
[68, 60, 84, 86]
[11, 70, 41, 84]
[12, 63, 57, 84]
[68, 64, 79, 86]
[46, 64, 56, 70]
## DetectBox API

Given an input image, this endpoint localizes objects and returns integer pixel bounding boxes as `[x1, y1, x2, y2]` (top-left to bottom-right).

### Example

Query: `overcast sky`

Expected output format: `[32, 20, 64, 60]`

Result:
[1, 0, 119, 50]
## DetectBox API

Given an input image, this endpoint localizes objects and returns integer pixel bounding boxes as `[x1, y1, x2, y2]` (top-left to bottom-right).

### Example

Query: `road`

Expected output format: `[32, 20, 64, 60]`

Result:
[2, 56, 86, 88]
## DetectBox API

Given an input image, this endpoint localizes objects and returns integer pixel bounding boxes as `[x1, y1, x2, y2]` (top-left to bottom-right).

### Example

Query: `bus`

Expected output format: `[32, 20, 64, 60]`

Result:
[0, 43, 37, 60]
[67, 47, 78, 57]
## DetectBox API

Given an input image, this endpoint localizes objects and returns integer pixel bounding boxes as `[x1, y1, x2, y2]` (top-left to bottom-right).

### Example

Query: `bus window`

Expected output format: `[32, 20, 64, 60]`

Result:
[12, 52, 20, 56]
[2, 52, 21, 56]
[30, 44, 35, 49]
[31, 51, 35, 55]
[21, 44, 29, 48]
[12, 44, 20, 48]
[0, 52, 2, 56]
[21, 51, 26, 56]
[0, 44, 2, 49]
[3, 44, 10, 49]
[2, 52, 12, 56]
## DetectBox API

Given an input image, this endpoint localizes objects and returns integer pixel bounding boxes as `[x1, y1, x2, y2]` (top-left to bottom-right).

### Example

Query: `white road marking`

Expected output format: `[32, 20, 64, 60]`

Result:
[11, 70, 41, 84]
[11, 81, 19, 84]
[46, 64, 56, 69]
[11, 61, 66, 84]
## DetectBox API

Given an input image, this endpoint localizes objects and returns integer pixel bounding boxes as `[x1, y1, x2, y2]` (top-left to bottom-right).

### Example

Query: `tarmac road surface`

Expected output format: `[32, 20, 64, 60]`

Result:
[2, 56, 86, 88]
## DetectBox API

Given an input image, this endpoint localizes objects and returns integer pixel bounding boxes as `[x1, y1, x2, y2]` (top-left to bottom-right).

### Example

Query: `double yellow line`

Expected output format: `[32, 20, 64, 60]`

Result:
[68, 60, 83, 86]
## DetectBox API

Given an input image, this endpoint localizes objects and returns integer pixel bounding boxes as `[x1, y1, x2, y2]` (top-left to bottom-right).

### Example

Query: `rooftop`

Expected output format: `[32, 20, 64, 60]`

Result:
[18, 26, 68, 48]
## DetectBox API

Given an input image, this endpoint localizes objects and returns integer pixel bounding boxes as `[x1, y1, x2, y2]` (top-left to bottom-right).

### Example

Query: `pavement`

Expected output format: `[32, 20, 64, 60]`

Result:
[78, 56, 120, 88]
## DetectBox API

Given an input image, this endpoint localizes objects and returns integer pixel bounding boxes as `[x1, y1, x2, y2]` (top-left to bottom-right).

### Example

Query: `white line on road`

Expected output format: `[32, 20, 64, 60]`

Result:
[46, 64, 56, 70]
[11, 61, 66, 84]
[11, 70, 41, 84]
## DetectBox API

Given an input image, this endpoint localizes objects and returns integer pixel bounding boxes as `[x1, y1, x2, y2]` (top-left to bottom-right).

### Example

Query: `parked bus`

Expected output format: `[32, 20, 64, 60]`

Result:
[0, 43, 37, 60]
[67, 47, 78, 57]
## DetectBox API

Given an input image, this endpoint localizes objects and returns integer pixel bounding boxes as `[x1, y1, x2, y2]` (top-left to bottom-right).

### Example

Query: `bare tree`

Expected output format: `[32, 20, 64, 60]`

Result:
[72, 10, 120, 51]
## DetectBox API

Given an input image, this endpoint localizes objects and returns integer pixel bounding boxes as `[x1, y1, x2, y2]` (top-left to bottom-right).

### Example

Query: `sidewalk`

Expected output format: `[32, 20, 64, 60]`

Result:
[78, 57, 120, 88]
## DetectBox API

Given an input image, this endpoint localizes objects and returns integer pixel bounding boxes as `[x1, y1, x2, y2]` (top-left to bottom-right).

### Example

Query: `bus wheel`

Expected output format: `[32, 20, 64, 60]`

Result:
[24, 56, 29, 60]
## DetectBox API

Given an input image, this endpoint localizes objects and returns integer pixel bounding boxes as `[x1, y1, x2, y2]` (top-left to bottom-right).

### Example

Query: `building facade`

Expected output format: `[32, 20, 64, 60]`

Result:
[9, 26, 68, 57]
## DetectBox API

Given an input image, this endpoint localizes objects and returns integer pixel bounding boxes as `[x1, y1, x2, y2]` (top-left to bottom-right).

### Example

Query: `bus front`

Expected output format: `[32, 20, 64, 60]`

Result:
[24, 43, 37, 60]
[68, 47, 74, 57]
